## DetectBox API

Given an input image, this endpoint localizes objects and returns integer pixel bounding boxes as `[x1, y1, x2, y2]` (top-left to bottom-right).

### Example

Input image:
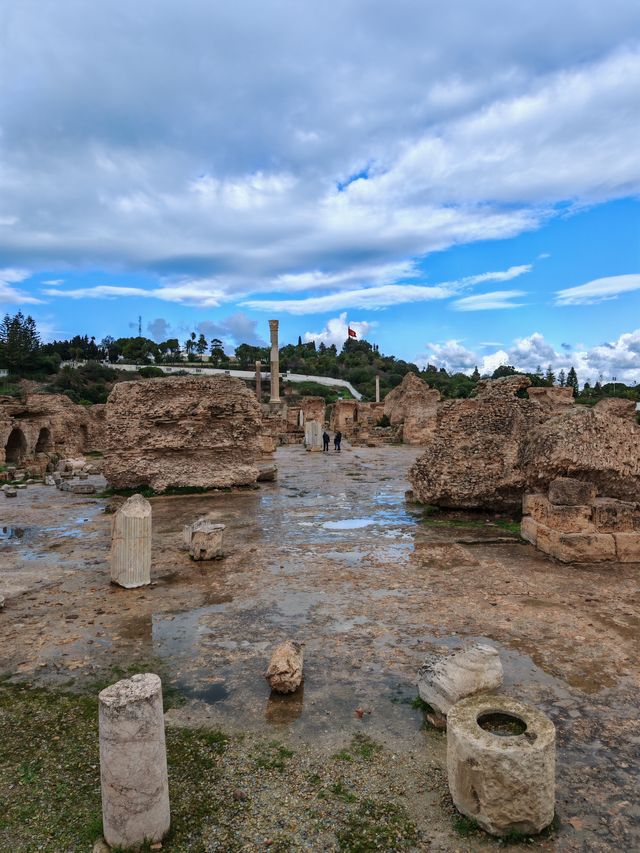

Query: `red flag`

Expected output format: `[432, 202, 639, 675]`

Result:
[348, 327, 357, 338]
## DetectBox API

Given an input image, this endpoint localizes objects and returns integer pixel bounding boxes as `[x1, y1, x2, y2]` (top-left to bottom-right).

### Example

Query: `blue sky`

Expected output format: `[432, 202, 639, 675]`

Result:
[1, 1, 639, 383]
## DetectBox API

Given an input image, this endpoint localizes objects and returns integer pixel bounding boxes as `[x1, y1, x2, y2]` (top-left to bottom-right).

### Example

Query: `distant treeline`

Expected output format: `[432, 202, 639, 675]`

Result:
[1, 311, 638, 409]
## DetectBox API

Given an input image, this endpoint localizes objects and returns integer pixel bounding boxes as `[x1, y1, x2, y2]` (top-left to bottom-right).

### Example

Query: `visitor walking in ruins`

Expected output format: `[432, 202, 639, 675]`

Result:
[322, 430, 330, 452]
[334, 431, 342, 452]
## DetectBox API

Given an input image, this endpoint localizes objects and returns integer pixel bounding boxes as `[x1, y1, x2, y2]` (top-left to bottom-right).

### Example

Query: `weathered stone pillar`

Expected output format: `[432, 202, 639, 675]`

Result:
[304, 420, 323, 451]
[110, 494, 152, 588]
[269, 319, 280, 403]
[255, 360, 262, 402]
[99, 673, 170, 849]
[265, 640, 304, 693]
[375, 375, 380, 403]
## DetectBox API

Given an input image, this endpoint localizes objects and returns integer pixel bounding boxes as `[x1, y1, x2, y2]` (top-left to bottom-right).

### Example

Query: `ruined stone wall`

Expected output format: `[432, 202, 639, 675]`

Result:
[103, 375, 264, 491]
[383, 372, 441, 445]
[0, 392, 96, 467]
[522, 478, 640, 562]
[409, 376, 640, 511]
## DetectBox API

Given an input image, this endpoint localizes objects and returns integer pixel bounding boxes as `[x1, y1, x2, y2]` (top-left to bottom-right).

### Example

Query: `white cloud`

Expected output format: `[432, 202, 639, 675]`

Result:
[0, 268, 42, 305]
[555, 273, 640, 306]
[418, 329, 640, 384]
[0, 3, 638, 306]
[304, 313, 374, 349]
[452, 290, 527, 311]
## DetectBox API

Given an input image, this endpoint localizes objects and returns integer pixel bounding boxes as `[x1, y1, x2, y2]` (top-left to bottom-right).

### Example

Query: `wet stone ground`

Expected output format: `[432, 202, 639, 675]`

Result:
[0, 444, 639, 851]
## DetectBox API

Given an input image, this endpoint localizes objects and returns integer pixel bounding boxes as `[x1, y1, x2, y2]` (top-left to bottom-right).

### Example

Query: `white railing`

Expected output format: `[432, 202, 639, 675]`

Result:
[59, 361, 363, 400]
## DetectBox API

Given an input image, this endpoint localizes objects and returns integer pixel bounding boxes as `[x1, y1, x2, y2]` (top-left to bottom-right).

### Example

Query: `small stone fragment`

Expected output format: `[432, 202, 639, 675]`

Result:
[417, 643, 503, 716]
[257, 464, 278, 482]
[186, 522, 225, 561]
[4, 488, 17, 498]
[265, 640, 304, 694]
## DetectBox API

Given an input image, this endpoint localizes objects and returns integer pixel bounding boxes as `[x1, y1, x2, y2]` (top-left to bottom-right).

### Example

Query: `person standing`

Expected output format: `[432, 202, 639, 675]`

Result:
[334, 430, 342, 452]
[322, 430, 330, 452]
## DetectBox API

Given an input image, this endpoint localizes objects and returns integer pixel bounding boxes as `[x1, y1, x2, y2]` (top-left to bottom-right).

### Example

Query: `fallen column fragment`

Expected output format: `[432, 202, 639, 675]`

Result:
[99, 673, 170, 849]
[265, 641, 304, 693]
[110, 494, 152, 587]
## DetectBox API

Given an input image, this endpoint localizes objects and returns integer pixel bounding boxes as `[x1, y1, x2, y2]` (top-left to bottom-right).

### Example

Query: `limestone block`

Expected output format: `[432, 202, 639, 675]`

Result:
[614, 533, 640, 562]
[592, 498, 640, 533]
[520, 516, 538, 545]
[417, 644, 503, 716]
[304, 420, 323, 451]
[555, 532, 616, 563]
[60, 482, 97, 494]
[265, 641, 304, 693]
[534, 522, 561, 556]
[548, 477, 596, 507]
[78, 472, 89, 480]
[188, 523, 225, 561]
[99, 673, 170, 849]
[0, 595, 4, 609]
[110, 494, 152, 588]
[257, 464, 278, 482]
[15, 484, 27, 490]
[447, 694, 555, 836]
[524, 493, 594, 533]
[44, 475, 56, 486]
[4, 488, 17, 498]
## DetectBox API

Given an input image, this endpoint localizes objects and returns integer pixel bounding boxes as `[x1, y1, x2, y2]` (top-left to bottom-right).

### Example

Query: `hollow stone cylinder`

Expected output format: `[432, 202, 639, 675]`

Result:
[447, 694, 555, 836]
[99, 673, 170, 849]
[110, 493, 152, 588]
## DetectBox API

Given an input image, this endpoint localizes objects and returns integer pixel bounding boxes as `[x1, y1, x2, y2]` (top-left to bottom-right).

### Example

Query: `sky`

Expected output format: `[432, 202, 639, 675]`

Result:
[1, 0, 639, 385]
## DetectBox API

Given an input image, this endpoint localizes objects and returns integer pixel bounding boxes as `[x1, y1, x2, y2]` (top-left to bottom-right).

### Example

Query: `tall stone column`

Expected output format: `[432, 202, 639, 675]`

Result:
[255, 360, 262, 402]
[269, 319, 280, 403]
[375, 375, 380, 403]
[110, 494, 152, 588]
[99, 673, 170, 849]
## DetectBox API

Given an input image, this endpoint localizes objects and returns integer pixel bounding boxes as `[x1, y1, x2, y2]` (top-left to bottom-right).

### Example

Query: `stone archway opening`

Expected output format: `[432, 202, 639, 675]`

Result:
[5, 427, 27, 465]
[35, 427, 53, 454]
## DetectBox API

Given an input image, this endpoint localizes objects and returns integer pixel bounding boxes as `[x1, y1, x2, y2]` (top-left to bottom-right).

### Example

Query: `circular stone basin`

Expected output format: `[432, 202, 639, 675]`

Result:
[477, 711, 527, 737]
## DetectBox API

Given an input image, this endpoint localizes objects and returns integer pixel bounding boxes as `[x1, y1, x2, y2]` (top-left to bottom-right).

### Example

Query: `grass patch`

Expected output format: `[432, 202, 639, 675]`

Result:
[337, 798, 418, 851]
[333, 748, 354, 762]
[330, 781, 358, 803]
[350, 733, 382, 761]
[253, 740, 294, 771]
[452, 813, 482, 837]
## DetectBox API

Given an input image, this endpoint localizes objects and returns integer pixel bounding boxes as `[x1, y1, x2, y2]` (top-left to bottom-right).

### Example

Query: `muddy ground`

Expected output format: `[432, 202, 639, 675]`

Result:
[0, 444, 638, 851]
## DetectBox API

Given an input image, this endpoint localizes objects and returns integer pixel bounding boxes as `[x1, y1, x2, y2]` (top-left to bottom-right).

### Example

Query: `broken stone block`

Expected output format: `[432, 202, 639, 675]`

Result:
[4, 488, 17, 498]
[417, 644, 503, 717]
[110, 494, 152, 588]
[44, 475, 56, 486]
[188, 522, 225, 561]
[447, 694, 555, 836]
[548, 477, 596, 507]
[614, 533, 640, 562]
[592, 498, 640, 533]
[265, 640, 304, 694]
[99, 673, 170, 849]
[15, 484, 27, 490]
[0, 595, 4, 609]
[257, 464, 277, 482]
[78, 472, 89, 480]
[60, 482, 97, 494]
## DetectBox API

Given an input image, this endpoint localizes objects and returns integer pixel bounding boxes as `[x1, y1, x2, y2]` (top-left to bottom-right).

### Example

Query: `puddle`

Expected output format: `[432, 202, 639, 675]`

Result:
[322, 518, 375, 530]
[0, 526, 26, 540]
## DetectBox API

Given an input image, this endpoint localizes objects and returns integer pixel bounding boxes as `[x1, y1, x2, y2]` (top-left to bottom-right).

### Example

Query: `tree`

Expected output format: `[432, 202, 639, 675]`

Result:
[566, 366, 579, 397]
[491, 365, 517, 379]
[0, 311, 43, 374]
[209, 337, 225, 366]
[196, 333, 208, 359]
[545, 365, 555, 385]
[558, 369, 566, 387]
[471, 366, 481, 382]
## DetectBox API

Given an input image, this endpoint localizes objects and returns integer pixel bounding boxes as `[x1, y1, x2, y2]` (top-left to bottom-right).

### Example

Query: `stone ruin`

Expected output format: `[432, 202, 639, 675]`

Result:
[0, 391, 103, 476]
[103, 375, 267, 491]
[409, 375, 640, 512]
[383, 372, 441, 445]
[522, 477, 640, 562]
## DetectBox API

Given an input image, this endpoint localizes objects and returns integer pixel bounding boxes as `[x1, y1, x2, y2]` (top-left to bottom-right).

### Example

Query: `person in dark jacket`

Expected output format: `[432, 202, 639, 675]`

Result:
[322, 430, 330, 452]
[334, 430, 342, 451]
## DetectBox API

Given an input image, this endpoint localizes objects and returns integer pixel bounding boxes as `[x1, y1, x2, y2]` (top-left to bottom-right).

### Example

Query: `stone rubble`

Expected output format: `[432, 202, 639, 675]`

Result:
[265, 641, 304, 694]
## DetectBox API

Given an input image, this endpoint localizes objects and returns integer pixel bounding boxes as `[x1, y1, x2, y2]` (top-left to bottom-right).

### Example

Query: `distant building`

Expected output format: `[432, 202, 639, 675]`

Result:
[0, 368, 8, 378]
